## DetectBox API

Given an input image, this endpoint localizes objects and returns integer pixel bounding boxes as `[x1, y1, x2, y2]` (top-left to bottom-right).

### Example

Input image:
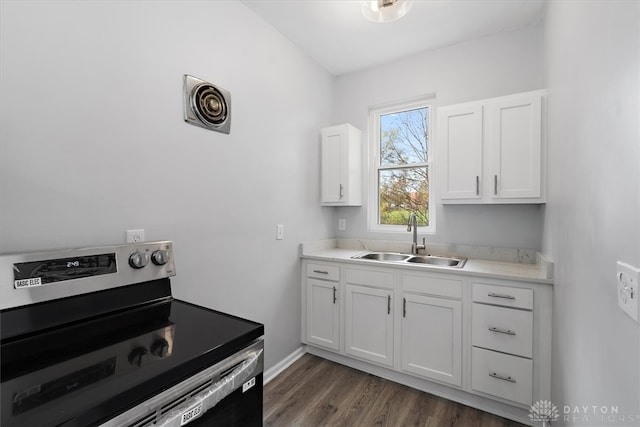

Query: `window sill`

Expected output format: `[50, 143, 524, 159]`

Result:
[368, 224, 435, 234]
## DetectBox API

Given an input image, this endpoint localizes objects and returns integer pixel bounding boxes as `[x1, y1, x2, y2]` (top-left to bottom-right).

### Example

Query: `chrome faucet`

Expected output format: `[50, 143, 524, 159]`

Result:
[407, 213, 426, 255]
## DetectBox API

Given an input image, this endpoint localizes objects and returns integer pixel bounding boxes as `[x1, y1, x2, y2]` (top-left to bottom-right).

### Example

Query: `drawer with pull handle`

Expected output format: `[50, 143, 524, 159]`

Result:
[472, 283, 533, 310]
[307, 263, 339, 281]
[471, 347, 533, 406]
[472, 303, 533, 357]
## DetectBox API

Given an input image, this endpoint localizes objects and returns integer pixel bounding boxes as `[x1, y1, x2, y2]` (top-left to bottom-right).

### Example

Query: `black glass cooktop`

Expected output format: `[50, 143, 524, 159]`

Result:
[0, 280, 264, 427]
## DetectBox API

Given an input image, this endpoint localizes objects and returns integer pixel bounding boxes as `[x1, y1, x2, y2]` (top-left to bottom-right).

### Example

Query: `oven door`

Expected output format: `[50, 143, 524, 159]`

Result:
[100, 338, 263, 427]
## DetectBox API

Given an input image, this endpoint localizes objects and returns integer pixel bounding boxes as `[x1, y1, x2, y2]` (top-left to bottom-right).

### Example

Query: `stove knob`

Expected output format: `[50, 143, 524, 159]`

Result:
[151, 250, 169, 266]
[151, 338, 170, 358]
[128, 347, 149, 367]
[129, 252, 150, 269]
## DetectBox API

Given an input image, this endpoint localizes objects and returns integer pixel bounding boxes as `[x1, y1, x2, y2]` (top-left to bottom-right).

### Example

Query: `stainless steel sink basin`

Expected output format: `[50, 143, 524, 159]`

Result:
[351, 252, 466, 268]
[356, 252, 411, 262]
[406, 255, 466, 268]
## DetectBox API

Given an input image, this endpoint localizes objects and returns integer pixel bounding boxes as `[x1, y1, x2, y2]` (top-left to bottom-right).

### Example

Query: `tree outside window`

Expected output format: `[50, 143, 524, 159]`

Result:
[373, 103, 431, 229]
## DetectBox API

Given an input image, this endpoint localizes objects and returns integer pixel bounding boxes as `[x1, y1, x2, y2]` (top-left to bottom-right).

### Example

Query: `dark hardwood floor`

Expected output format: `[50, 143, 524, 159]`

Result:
[264, 354, 525, 427]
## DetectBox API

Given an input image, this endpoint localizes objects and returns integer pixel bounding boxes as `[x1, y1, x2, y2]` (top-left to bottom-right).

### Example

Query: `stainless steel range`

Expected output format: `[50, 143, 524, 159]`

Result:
[0, 241, 264, 426]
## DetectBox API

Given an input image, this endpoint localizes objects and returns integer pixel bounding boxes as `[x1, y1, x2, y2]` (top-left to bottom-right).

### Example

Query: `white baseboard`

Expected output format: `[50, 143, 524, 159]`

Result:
[263, 346, 306, 385]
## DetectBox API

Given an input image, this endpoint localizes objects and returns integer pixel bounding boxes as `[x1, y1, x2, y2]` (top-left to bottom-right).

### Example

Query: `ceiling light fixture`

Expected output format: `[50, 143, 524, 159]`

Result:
[362, 0, 413, 23]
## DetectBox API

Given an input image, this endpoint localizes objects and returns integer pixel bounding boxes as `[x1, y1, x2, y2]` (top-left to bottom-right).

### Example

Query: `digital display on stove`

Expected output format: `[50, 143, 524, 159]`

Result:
[13, 253, 117, 289]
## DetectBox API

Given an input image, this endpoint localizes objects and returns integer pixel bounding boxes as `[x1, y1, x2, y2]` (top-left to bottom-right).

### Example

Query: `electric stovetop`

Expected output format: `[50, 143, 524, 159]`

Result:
[0, 280, 264, 427]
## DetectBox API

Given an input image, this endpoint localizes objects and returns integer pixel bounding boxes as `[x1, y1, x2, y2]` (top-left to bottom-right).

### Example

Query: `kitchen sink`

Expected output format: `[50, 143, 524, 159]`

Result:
[356, 252, 412, 262]
[406, 255, 466, 267]
[351, 252, 466, 268]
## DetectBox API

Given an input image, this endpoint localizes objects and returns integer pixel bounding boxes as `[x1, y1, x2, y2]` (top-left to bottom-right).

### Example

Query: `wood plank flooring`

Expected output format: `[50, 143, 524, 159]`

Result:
[264, 354, 525, 427]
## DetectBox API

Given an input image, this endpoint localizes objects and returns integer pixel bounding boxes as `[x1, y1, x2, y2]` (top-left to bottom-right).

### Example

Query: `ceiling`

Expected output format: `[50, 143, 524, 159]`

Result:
[241, 0, 547, 76]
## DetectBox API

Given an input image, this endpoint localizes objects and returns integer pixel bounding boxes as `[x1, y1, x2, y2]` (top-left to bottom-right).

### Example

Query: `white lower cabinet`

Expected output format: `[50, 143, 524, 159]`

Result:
[301, 259, 552, 420]
[306, 278, 340, 350]
[472, 303, 533, 358]
[345, 284, 394, 367]
[471, 347, 533, 406]
[470, 280, 550, 408]
[401, 293, 462, 386]
[304, 263, 340, 351]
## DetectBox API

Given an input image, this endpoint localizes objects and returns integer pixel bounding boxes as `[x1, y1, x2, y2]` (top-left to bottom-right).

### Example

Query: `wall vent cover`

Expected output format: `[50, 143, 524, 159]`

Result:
[183, 75, 231, 134]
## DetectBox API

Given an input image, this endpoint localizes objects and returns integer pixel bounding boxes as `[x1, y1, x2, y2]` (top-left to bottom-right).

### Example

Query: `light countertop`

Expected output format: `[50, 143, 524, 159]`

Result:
[301, 241, 553, 285]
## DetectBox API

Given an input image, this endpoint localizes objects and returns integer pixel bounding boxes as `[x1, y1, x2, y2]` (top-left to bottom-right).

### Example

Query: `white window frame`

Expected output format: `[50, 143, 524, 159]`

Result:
[367, 98, 435, 233]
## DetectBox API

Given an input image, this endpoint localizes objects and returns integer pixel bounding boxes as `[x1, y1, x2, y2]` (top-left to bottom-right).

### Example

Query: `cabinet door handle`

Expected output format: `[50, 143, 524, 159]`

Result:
[339, 184, 344, 199]
[494, 175, 498, 195]
[489, 372, 516, 383]
[487, 292, 516, 300]
[488, 326, 516, 336]
[403, 297, 407, 317]
[476, 176, 479, 196]
[387, 295, 391, 314]
[313, 270, 329, 275]
[333, 286, 337, 304]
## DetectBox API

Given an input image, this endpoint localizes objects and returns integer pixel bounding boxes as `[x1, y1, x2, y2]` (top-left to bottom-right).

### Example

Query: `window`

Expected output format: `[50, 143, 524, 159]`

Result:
[368, 99, 433, 232]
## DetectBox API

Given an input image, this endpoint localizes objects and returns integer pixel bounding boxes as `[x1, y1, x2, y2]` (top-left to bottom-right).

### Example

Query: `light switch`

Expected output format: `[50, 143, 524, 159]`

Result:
[276, 224, 284, 240]
[617, 261, 639, 322]
[338, 219, 346, 231]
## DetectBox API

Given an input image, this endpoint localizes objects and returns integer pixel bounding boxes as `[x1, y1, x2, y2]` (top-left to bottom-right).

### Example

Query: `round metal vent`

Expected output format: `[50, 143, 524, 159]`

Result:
[191, 84, 228, 126]
[183, 75, 231, 134]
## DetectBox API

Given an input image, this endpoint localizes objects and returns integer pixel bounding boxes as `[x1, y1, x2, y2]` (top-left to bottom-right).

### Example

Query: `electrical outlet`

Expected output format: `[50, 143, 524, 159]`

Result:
[338, 219, 346, 231]
[276, 224, 284, 240]
[126, 229, 145, 243]
[617, 261, 639, 322]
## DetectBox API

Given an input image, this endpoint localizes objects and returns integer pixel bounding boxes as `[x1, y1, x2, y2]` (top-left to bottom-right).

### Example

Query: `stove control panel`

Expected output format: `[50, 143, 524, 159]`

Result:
[1, 241, 176, 310]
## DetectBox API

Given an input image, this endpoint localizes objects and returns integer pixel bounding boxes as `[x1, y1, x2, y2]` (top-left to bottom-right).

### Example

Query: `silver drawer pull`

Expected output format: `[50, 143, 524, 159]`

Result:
[487, 292, 516, 300]
[488, 327, 516, 336]
[489, 372, 516, 383]
[313, 270, 329, 275]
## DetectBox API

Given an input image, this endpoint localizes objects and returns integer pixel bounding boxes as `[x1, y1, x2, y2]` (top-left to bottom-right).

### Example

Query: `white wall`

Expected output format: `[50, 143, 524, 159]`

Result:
[332, 25, 545, 250]
[0, 1, 335, 369]
[542, 1, 640, 423]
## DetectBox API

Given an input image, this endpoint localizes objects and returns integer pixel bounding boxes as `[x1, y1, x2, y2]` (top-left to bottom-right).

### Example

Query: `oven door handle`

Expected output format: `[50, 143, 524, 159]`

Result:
[155, 348, 263, 427]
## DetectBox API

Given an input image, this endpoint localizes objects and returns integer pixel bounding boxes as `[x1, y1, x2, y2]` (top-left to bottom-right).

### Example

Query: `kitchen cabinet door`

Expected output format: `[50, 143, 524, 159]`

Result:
[345, 284, 393, 367]
[438, 90, 546, 204]
[438, 103, 483, 201]
[306, 278, 340, 351]
[401, 293, 462, 386]
[488, 92, 543, 200]
[321, 124, 362, 206]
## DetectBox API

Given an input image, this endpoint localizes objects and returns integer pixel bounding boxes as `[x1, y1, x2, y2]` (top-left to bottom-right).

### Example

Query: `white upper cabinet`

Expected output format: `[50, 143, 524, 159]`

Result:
[438, 90, 546, 204]
[438, 103, 484, 200]
[489, 93, 542, 200]
[321, 123, 362, 206]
